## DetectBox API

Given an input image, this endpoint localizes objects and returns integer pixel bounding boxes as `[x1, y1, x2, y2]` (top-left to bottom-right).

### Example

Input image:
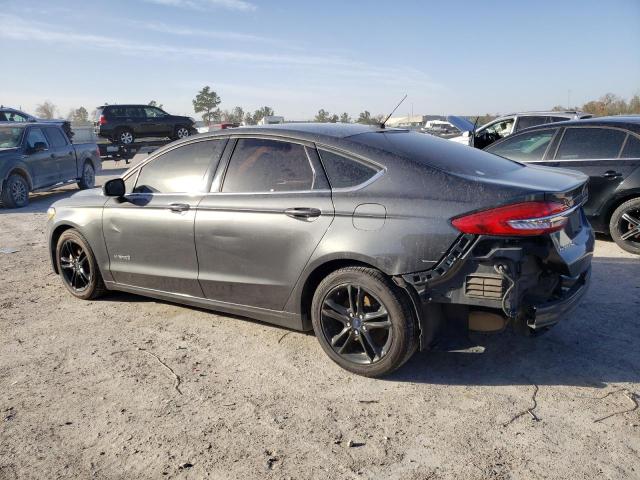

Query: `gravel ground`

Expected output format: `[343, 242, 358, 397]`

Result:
[1, 158, 639, 479]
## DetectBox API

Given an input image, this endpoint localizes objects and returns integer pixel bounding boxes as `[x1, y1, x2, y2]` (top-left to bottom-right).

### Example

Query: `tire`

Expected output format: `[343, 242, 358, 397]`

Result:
[311, 267, 418, 377]
[56, 229, 106, 300]
[173, 126, 191, 140]
[116, 128, 134, 145]
[77, 161, 95, 190]
[1, 173, 30, 208]
[610, 197, 640, 255]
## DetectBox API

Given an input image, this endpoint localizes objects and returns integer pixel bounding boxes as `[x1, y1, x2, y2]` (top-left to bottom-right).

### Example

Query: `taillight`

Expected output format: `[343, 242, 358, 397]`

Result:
[99, 115, 107, 125]
[451, 201, 571, 236]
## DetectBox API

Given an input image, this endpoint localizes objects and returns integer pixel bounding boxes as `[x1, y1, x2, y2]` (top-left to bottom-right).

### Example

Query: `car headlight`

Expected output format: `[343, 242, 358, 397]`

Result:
[47, 207, 56, 220]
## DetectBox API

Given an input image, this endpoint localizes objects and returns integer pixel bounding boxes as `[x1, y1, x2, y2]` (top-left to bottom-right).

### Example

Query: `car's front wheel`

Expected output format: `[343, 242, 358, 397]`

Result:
[56, 229, 106, 300]
[610, 197, 640, 255]
[311, 267, 418, 377]
[1, 173, 30, 208]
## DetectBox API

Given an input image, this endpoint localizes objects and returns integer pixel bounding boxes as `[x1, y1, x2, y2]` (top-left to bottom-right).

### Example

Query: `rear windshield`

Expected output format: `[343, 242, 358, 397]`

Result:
[350, 131, 523, 177]
[0, 126, 25, 149]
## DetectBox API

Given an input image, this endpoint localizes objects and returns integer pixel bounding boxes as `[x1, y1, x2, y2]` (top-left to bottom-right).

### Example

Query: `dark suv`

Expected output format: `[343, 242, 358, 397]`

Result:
[94, 105, 196, 145]
[486, 116, 640, 254]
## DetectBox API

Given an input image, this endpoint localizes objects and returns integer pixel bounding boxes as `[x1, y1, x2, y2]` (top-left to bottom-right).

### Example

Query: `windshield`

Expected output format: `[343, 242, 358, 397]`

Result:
[0, 126, 25, 149]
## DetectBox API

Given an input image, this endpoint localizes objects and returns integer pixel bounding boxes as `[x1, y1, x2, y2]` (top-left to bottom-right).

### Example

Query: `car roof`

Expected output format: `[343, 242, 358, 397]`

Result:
[500, 110, 590, 118]
[512, 115, 640, 134]
[202, 122, 391, 141]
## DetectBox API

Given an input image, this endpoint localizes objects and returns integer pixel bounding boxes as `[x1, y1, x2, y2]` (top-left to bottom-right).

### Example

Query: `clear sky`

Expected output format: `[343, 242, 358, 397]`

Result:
[1, 0, 639, 120]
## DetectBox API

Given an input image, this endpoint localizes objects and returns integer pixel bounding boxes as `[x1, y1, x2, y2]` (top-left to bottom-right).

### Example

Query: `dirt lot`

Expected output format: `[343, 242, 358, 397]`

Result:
[1, 159, 639, 479]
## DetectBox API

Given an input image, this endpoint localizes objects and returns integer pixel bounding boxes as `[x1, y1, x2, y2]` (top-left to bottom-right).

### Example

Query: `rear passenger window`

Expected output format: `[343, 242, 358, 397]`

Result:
[318, 149, 380, 188]
[222, 139, 314, 193]
[44, 127, 67, 147]
[556, 128, 626, 160]
[621, 135, 640, 159]
[134, 140, 225, 193]
[515, 116, 548, 132]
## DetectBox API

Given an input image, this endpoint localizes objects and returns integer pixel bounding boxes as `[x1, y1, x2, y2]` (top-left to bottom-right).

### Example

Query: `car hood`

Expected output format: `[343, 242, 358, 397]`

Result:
[447, 115, 475, 133]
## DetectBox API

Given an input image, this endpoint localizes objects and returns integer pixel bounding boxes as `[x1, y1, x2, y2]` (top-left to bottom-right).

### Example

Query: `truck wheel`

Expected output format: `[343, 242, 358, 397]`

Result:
[610, 197, 640, 255]
[1, 173, 30, 208]
[173, 126, 191, 140]
[311, 267, 418, 377]
[78, 162, 96, 190]
[116, 129, 134, 145]
[56, 229, 106, 300]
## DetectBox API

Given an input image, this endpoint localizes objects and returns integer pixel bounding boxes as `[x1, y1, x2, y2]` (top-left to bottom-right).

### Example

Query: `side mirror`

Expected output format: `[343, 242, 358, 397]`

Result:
[103, 178, 126, 197]
[32, 141, 47, 152]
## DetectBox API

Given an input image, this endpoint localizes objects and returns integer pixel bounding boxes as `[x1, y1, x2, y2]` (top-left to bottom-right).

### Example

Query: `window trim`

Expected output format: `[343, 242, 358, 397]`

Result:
[486, 127, 559, 163]
[620, 131, 640, 160]
[315, 144, 386, 192]
[552, 125, 633, 162]
[215, 136, 323, 195]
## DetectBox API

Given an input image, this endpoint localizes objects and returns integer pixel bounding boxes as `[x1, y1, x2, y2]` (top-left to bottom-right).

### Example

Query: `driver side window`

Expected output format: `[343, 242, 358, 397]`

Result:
[484, 118, 515, 138]
[25, 128, 49, 151]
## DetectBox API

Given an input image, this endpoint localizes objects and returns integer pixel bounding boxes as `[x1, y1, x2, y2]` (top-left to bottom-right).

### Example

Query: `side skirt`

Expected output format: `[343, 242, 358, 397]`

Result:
[104, 281, 304, 331]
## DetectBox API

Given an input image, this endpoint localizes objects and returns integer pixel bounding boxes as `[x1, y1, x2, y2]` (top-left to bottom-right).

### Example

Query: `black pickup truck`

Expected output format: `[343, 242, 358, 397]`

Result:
[0, 123, 101, 208]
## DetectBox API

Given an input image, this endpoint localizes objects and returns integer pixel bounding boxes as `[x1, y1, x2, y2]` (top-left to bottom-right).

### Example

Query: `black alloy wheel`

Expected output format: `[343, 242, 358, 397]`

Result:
[311, 267, 418, 377]
[56, 229, 106, 300]
[610, 198, 640, 255]
[320, 284, 393, 365]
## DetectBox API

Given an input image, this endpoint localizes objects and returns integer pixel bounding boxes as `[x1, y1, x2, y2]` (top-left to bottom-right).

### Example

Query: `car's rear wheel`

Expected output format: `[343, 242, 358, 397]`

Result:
[56, 229, 106, 300]
[116, 128, 134, 145]
[173, 126, 191, 140]
[1, 173, 29, 208]
[311, 267, 418, 377]
[610, 197, 640, 255]
[77, 162, 95, 190]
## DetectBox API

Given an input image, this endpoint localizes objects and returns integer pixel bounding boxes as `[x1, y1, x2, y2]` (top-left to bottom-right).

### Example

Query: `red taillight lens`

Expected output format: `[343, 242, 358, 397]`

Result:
[451, 201, 570, 236]
[99, 115, 107, 125]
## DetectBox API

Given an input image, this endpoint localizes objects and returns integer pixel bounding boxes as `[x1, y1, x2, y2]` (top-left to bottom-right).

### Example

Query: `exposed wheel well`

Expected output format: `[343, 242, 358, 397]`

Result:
[50, 224, 75, 274]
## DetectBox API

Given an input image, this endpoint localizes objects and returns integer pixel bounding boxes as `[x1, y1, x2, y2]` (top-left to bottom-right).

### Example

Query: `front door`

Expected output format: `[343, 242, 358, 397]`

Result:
[195, 137, 334, 310]
[22, 127, 56, 188]
[103, 139, 226, 296]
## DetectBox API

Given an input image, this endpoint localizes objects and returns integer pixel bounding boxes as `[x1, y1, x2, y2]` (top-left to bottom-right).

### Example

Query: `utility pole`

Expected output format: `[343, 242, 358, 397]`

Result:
[568, 89, 571, 110]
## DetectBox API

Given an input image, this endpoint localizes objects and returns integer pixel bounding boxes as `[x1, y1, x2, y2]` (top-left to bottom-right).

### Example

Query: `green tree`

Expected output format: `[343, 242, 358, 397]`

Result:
[68, 106, 89, 125]
[339, 112, 351, 123]
[252, 106, 274, 124]
[328, 114, 339, 123]
[222, 106, 244, 123]
[314, 109, 331, 122]
[35, 101, 57, 119]
[148, 100, 164, 109]
[357, 110, 373, 124]
[192, 86, 222, 125]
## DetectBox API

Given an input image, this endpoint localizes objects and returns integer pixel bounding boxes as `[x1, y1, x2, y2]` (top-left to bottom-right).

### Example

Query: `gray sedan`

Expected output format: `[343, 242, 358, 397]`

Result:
[47, 123, 593, 376]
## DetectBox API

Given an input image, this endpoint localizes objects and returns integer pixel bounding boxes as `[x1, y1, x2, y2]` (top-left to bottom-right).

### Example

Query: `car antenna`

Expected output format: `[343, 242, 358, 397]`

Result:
[380, 94, 408, 129]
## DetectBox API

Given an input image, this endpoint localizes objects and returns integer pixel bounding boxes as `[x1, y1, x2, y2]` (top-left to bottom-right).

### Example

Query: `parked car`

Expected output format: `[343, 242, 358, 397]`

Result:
[0, 123, 100, 208]
[47, 123, 593, 377]
[485, 116, 640, 254]
[448, 111, 593, 149]
[93, 105, 197, 145]
[0, 106, 74, 141]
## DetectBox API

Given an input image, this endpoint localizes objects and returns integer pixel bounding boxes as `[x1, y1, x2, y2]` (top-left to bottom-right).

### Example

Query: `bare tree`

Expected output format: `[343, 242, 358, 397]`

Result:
[35, 101, 57, 119]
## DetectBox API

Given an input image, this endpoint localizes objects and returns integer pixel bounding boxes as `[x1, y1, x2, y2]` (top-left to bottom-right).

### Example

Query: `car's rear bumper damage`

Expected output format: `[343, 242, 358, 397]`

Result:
[396, 216, 594, 349]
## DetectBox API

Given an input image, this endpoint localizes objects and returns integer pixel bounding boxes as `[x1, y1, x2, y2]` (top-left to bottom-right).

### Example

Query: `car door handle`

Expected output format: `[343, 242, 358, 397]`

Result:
[169, 203, 190, 212]
[602, 170, 622, 179]
[284, 207, 321, 219]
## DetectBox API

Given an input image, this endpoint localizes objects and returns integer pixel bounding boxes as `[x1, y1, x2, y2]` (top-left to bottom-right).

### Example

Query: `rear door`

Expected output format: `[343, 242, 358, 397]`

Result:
[103, 139, 226, 296]
[43, 126, 76, 181]
[548, 127, 638, 217]
[195, 136, 334, 310]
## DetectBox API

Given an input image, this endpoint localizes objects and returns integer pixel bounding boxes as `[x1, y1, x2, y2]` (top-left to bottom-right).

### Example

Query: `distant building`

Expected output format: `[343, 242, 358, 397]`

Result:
[385, 114, 446, 128]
